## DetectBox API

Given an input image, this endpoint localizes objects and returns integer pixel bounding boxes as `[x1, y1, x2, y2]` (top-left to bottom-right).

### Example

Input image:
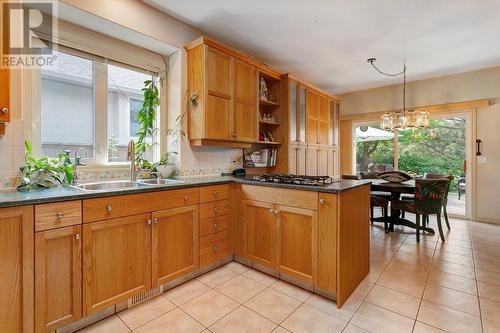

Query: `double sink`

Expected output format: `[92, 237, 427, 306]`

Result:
[73, 179, 187, 192]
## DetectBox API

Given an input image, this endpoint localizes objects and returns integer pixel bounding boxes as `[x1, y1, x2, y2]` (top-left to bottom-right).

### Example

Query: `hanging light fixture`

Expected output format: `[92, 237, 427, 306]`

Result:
[367, 58, 430, 130]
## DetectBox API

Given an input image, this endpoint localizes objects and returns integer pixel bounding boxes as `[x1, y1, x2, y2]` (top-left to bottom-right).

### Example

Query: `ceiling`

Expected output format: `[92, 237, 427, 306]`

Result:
[145, 0, 500, 95]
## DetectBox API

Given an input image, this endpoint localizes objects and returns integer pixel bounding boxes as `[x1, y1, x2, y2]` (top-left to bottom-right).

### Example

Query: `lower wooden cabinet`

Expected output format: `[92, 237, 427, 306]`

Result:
[0, 206, 34, 333]
[242, 200, 277, 269]
[276, 205, 317, 283]
[152, 205, 198, 286]
[199, 229, 230, 267]
[35, 226, 82, 333]
[82, 213, 152, 315]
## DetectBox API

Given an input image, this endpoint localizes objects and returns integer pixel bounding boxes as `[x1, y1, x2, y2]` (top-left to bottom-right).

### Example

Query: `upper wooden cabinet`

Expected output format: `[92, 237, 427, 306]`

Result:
[306, 89, 319, 144]
[0, 206, 34, 333]
[0, 31, 10, 126]
[185, 37, 281, 147]
[318, 95, 330, 145]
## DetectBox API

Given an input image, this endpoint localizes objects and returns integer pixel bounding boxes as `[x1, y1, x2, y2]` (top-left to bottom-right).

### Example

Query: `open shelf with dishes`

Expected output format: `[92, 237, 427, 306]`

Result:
[258, 71, 282, 146]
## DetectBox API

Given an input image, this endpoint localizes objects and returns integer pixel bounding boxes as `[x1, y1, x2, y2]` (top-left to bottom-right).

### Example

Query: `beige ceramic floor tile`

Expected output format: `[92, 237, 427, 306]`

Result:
[483, 319, 500, 333]
[431, 259, 476, 279]
[412, 321, 447, 333]
[365, 285, 420, 319]
[281, 303, 346, 333]
[117, 296, 176, 330]
[197, 267, 238, 288]
[433, 252, 474, 267]
[164, 279, 212, 306]
[181, 290, 239, 327]
[350, 302, 414, 333]
[475, 258, 500, 274]
[341, 324, 369, 333]
[245, 288, 301, 324]
[427, 269, 477, 295]
[480, 297, 500, 324]
[272, 327, 291, 332]
[270, 280, 312, 302]
[423, 284, 480, 316]
[377, 271, 426, 298]
[224, 261, 250, 274]
[305, 294, 361, 322]
[478, 281, 500, 302]
[133, 308, 204, 333]
[352, 279, 374, 299]
[242, 269, 278, 286]
[215, 275, 267, 303]
[79, 315, 130, 333]
[417, 300, 482, 333]
[209, 306, 277, 333]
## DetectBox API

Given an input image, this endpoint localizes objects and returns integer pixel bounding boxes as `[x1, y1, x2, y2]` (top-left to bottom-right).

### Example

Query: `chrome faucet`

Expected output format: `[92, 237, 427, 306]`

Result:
[72, 148, 87, 185]
[127, 140, 136, 182]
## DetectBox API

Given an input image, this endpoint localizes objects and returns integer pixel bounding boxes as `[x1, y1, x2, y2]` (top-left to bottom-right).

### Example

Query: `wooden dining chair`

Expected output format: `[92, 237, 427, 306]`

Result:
[423, 174, 454, 230]
[391, 179, 451, 242]
[370, 195, 390, 233]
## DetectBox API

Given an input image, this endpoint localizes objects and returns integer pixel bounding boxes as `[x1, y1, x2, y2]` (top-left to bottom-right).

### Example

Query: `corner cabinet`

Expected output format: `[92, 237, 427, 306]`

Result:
[0, 206, 34, 333]
[185, 36, 281, 148]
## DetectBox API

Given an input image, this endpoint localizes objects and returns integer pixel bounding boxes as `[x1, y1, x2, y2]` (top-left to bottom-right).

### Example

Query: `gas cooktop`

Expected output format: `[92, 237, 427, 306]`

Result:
[250, 174, 334, 186]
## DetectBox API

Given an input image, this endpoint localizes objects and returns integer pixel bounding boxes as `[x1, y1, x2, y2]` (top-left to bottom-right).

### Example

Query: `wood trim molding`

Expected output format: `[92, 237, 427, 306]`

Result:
[340, 99, 490, 122]
[284, 73, 339, 102]
[185, 36, 281, 78]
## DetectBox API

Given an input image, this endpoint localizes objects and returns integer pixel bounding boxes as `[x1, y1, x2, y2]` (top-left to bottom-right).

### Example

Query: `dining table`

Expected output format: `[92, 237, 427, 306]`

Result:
[369, 179, 435, 234]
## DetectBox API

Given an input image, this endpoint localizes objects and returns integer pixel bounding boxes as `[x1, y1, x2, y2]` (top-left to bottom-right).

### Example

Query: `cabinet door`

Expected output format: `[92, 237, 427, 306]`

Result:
[317, 193, 337, 293]
[35, 226, 81, 333]
[288, 143, 298, 174]
[297, 144, 307, 175]
[234, 60, 257, 141]
[206, 47, 232, 140]
[0, 206, 33, 333]
[289, 81, 298, 142]
[306, 89, 319, 144]
[318, 95, 329, 145]
[299, 86, 306, 142]
[327, 148, 335, 178]
[276, 205, 317, 283]
[83, 214, 151, 315]
[318, 146, 328, 176]
[152, 205, 198, 286]
[242, 200, 276, 269]
[305, 145, 319, 176]
[0, 38, 9, 122]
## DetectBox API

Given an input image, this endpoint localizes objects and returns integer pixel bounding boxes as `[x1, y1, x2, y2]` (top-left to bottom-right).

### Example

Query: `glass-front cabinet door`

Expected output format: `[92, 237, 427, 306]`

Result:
[334, 101, 340, 146]
[299, 86, 306, 142]
[289, 81, 297, 142]
[329, 100, 334, 145]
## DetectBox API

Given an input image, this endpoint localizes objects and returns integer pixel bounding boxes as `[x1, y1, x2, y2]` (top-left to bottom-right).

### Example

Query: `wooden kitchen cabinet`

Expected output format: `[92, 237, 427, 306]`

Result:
[306, 89, 319, 144]
[318, 95, 330, 145]
[242, 200, 277, 269]
[305, 145, 319, 176]
[0, 35, 9, 125]
[234, 59, 257, 142]
[276, 205, 317, 283]
[152, 205, 198, 286]
[35, 226, 82, 333]
[82, 213, 152, 315]
[0, 206, 34, 333]
[316, 193, 337, 293]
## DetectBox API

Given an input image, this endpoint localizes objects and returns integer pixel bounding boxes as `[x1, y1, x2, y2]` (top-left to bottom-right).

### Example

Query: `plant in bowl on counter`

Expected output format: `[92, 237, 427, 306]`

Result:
[17, 140, 74, 191]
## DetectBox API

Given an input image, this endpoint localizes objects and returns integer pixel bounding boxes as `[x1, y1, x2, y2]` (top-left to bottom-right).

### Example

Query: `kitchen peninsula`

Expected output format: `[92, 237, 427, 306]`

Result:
[0, 176, 370, 332]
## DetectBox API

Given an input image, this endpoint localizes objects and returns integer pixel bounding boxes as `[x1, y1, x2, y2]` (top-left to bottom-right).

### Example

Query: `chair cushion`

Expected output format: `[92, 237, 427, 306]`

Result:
[371, 195, 389, 208]
[391, 199, 416, 213]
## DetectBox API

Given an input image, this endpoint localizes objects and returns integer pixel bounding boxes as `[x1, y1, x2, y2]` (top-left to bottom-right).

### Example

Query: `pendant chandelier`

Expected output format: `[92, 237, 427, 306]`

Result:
[367, 58, 430, 130]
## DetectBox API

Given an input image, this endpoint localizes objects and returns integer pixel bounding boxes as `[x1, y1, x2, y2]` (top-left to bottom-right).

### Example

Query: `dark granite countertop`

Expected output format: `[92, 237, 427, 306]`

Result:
[0, 176, 370, 208]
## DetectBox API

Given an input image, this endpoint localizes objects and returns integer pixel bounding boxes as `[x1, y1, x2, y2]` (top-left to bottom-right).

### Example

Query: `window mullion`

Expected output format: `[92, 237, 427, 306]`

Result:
[94, 60, 108, 165]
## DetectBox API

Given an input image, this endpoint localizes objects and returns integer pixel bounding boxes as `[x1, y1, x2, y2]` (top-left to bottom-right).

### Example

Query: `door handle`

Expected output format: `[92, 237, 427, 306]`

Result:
[476, 139, 482, 156]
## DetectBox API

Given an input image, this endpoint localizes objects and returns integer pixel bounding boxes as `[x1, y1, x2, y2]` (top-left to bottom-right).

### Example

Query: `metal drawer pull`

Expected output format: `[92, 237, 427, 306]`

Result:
[184, 194, 189, 201]
[106, 205, 113, 212]
[0, 107, 8, 114]
[57, 211, 64, 218]
[214, 191, 219, 197]
[213, 207, 219, 214]
[269, 209, 274, 214]
[319, 199, 326, 205]
[214, 223, 219, 230]
[213, 245, 219, 252]
[75, 233, 80, 240]
[147, 219, 152, 225]
[274, 210, 279, 215]
[153, 218, 158, 224]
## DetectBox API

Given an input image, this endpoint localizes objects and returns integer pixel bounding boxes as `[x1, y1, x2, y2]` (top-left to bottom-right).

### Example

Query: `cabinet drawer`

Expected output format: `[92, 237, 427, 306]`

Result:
[241, 184, 318, 210]
[83, 188, 199, 223]
[199, 215, 229, 238]
[199, 200, 229, 220]
[35, 201, 82, 231]
[199, 230, 230, 267]
[199, 184, 230, 203]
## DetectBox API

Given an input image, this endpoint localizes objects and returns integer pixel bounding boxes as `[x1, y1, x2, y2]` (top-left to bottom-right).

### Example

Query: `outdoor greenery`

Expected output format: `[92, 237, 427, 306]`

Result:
[356, 118, 466, 191]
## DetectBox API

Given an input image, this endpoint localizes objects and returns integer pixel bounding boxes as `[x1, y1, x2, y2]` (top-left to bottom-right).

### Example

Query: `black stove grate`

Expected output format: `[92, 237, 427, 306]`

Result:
[251, 174, 333, 186]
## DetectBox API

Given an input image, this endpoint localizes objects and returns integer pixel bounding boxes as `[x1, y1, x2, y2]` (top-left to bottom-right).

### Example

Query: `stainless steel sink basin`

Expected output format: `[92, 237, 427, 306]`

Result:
[73, 180, 146, 191]
[137, 179, 187, 186]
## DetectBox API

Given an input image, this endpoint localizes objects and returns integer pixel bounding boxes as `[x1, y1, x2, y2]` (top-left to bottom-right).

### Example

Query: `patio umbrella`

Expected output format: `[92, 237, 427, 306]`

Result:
[356, 126, 394, 142]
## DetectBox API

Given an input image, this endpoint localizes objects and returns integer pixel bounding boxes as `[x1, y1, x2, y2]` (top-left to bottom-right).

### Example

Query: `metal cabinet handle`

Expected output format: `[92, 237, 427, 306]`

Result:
[269, 209, 274, 214]
[319, 199, 326, 205]
[153, 218, 158, 224]
[106, 205, 113, 212]
[146, 219, 152, 225]
[213, 207, 219, 214]
[214, 191, 219, 197]
[57, 211, 64, 219]
[214, 223, 219, 230]
[213, 245, 219, 252]
[274, 210, 279, 215]
[0, 107, 8, 114]
[184, 194, 189, 201]
[75, 233, 80, 240]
